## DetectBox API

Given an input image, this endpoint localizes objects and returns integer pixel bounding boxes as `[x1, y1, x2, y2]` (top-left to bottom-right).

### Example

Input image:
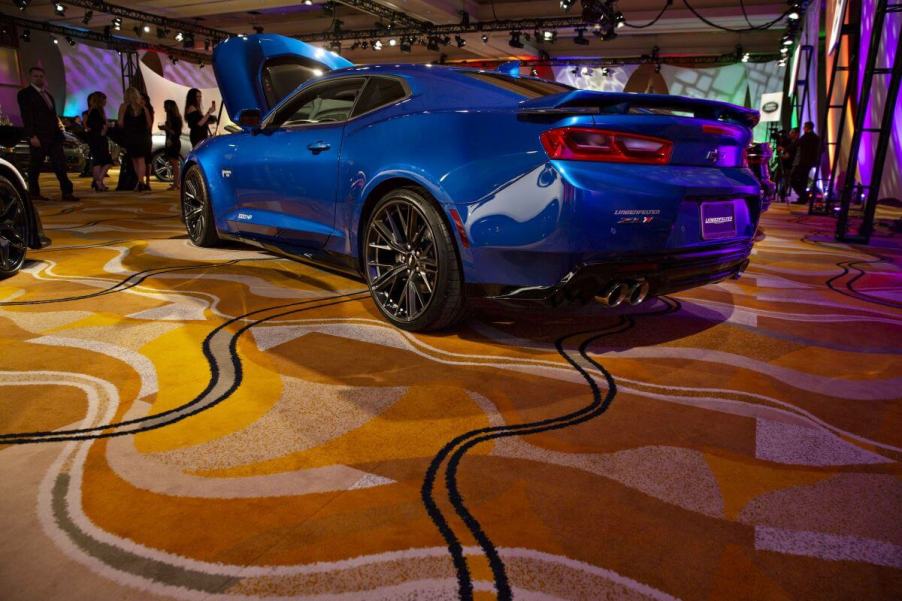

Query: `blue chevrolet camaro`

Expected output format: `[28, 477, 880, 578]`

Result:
[182, 34, 761, 331]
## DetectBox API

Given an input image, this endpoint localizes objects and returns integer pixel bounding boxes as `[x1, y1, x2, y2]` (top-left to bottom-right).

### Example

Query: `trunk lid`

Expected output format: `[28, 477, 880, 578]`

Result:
[213, 34, 353, 120]
[520, 90, 758, 168]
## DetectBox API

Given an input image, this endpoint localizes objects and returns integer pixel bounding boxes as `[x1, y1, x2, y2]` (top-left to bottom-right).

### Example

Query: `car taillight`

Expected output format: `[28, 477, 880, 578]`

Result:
[540, 128, 672, 165]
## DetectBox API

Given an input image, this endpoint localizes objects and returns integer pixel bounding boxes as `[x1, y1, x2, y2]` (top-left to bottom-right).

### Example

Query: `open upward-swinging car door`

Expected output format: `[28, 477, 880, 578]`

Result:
[212, 34, 354, 249]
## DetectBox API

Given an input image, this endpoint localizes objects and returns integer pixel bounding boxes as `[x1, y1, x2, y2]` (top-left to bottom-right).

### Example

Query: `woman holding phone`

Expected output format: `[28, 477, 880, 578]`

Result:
[184, 88, 216, 148]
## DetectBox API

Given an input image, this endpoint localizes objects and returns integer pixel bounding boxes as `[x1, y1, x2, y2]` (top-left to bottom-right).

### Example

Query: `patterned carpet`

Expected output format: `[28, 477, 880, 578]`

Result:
[1, 175, 901, 601]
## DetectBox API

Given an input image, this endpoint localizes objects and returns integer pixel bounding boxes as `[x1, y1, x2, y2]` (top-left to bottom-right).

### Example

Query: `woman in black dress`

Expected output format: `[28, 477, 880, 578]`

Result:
[184, 88, 216, 148]
[159, 100, 183, 191]
[85, 91, 112, 191]
[118, 86, 152, 192]
[141, 91, 155, 191]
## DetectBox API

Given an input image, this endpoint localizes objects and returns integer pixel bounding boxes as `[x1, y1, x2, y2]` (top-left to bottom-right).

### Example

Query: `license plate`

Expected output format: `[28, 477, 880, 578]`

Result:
[700, 201, 736, 240]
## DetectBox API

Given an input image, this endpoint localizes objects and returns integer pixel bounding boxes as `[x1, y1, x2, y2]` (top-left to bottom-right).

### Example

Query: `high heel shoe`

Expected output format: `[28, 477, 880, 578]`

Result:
[90, 181, 104, 192]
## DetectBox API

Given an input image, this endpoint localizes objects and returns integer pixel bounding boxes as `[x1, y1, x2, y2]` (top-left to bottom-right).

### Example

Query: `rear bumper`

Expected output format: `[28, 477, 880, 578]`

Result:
[466, 239, 752, 303]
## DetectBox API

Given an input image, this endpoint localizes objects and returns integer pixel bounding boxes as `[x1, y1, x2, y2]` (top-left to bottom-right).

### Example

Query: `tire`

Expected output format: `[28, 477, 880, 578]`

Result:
[181, 165, 220, 247]
[152, 150, 177, 182]
[363, 187, 465, 331]
[0, 176, 28, 279]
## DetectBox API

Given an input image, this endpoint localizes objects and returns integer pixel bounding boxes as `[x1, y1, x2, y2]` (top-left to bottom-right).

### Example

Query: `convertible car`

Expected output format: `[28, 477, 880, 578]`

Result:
[0, 127, 49, 279]
[184, 34, 761, 331]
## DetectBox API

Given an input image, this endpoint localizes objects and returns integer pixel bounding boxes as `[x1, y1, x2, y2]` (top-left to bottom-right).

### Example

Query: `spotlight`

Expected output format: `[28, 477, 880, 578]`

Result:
[615, 13, 625, 29]
[509, 31, 523, 49]
[481, 34, 488, 43]
[788, 10, 800, 20]
[112, 17, 122, 31]
[20, 28, 30, 42]
[174, 31, 184, 42]
[388, 37, 397, 46]
[581, 66, 591, 76]
[783, 36, 793, 46]
[531, 68, 538, 76]
[65, 35, 74, 46]
[304, 0, 312, 4]
[53, 2, 64, 16]
[560, 0, 576, 10]
[143, 24, 151, 33]
[542, 30, 556, 42]
[51, 36, 58, 45]
[373, 39, 383, 51]
[741, 52, 751, 63]
[441, 35, 451, 46]
[601, 67, 611, 76]
[454, 35, 465, 48]
[14, 0, 29, 11]
[574, 28, 588, 45]
[81, 9, 92, 24]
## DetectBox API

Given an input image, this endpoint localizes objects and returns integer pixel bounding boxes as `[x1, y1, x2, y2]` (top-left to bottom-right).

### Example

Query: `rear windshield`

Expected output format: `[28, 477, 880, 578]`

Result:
[463, 72, 573, 99]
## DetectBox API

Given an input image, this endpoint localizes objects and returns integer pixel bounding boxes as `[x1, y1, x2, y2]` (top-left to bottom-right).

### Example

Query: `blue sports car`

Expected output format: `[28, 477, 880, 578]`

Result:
[183, 34, 761, 331]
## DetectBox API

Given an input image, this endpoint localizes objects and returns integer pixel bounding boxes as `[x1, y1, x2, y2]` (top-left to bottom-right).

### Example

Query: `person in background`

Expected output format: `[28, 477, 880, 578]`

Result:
[16, 66, 79, 202]
[118, 86, 152, 192]
[159, 100, 183, 191]
[778, 128, 798, 201]
[791, 121, 821, 204]
[184, 88, 216, 148]
[85, 91, 113, 191]
[141, 91, 154, 191]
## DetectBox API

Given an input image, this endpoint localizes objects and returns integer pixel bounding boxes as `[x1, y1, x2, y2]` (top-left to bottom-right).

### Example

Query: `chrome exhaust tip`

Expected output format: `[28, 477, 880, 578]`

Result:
[597, 282, 628, 308]
[628, 280, 650, 306]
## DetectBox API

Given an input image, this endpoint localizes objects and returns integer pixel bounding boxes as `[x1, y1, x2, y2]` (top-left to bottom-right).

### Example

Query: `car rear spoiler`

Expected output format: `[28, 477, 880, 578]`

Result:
[518, 90, 760, 128]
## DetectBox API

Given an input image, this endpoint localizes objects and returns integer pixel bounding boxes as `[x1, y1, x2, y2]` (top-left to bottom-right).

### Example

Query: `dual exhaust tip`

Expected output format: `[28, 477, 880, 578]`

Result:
[596, 280, 650, 308]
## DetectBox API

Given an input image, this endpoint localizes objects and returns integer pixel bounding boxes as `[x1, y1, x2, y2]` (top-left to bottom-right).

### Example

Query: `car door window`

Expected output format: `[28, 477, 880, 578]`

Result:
[351, 77, 408, 118]
[271, 78, 365, 128]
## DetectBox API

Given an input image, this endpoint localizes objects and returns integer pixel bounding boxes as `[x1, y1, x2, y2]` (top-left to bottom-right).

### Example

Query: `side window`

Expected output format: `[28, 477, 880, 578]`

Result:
[261, 57, 330, 109]
[351, 77, 407, 117]
[271, 78, 365, 127]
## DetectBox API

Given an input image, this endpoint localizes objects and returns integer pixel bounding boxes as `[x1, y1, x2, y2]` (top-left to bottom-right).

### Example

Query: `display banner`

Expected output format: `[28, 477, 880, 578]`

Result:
[758, 92, 783, 122]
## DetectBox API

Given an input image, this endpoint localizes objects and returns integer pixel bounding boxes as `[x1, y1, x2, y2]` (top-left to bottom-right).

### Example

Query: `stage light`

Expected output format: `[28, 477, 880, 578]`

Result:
[388, 37, 397, 46]
[542, 30, 555, 42]
[783, 36, 793, 46]
[112, 17, 122, 31]
[531, 68, 538, 76]
[53, 2, 64, 16]
[581, 66, 591, 76]
[81, 9, 92, 24]
[788, 11, 800, 20]
[481, 34, 488, 43]
[560, 0, 576, 10]
[174, 31, 184, 42]
[615, 13, 625, 29]
[509, 31, 523, 49]
[143, 24, 151, 33]
[304, 0, 312, 4]
[51, 36, 58, 45]
[454, 35, 465, 48]
[574, 28, 588, 45]
[601, 67, 611, 76]
[741, 52, 751, 63]
[373, 39, 383, 50]
[20, 28, 30, 42]
[65, 35, 75, 46]
[14, 0, 30, 11]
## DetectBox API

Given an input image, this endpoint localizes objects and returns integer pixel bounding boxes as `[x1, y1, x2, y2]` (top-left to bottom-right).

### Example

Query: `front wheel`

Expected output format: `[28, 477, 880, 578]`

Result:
[181, 165, 220, 247]
[364, 187, 465, 331]
[152, 150, 178, 182]
[0, 176, 28, 279]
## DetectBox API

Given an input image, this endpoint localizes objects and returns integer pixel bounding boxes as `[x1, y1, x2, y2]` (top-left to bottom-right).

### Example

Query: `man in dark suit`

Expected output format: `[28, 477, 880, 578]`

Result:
[790, 121, 821, 204]
[16, 66, 78, 202]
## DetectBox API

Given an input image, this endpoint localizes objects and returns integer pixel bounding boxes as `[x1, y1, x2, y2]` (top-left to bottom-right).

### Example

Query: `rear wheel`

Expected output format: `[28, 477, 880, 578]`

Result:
[364, 187, 465, 331]
[0, 176, 28, 279]
[182, 165, 220, 247]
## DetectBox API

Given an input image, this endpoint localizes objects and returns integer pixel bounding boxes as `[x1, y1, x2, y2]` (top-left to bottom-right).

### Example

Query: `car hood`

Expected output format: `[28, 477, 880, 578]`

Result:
[213, 34, 352, 121]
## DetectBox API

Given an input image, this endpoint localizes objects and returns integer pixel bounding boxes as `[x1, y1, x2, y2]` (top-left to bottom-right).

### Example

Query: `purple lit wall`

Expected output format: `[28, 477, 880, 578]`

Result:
[858, 0, 901, 200]
[58, 41, 123, 117]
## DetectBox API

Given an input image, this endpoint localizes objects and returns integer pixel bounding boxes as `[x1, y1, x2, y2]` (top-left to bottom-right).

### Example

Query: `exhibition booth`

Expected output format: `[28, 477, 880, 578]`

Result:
[0, 2, 899, 601]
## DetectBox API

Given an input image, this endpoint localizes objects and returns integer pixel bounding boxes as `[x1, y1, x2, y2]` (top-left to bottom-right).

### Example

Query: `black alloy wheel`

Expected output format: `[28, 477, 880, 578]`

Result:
[181, 165, 219, 247]
[364, 187, 465, 331]
[152, 151, 178, 182]
[0, 176, 28, 279]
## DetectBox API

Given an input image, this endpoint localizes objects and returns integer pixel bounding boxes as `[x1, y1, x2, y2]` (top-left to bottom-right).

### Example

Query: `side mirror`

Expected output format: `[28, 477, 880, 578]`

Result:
[237, 109, 262, 130]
